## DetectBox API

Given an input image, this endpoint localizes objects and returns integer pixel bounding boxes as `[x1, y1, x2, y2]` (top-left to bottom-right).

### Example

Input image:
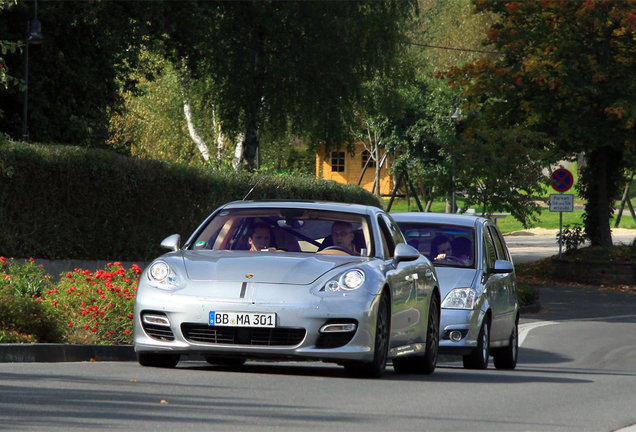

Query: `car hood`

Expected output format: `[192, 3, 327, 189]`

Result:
[434, 267, 479, 296]
[180, 251, 361, 285]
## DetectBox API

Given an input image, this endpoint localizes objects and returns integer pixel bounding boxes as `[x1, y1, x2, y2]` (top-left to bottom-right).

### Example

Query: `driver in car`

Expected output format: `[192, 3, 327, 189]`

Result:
[431, 234, 453, 262]
[331, 221, 360, 256]
[248, 223, 273, 251]
[431, 234, 470, 265]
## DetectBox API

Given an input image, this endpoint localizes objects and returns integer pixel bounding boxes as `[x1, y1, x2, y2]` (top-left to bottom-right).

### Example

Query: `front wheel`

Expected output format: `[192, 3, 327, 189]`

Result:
[344, 293, 390, 378]
[463, 317, 490, 370]
[137, 352, 180, 368]
[493, 318, 518, 370]
[393, 293, 439, 375]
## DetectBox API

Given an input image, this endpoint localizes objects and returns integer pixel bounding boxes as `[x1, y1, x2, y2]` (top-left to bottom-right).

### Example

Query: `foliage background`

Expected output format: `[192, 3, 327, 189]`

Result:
[0, 143, 382, 261]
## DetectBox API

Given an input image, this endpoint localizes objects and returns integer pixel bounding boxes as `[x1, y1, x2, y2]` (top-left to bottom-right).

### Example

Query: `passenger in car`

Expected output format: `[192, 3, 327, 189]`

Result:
[248, 223, 273, 251]
[451, 237, 472, 266]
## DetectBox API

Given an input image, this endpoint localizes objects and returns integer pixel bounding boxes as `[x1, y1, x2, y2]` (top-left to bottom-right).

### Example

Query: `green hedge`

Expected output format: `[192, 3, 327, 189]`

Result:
[0, 143, 382, 261]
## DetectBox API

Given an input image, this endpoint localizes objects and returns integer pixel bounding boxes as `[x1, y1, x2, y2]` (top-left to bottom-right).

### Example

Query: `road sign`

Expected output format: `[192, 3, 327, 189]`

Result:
[550, 194, 574, 212]
[551, 168, 574, 192]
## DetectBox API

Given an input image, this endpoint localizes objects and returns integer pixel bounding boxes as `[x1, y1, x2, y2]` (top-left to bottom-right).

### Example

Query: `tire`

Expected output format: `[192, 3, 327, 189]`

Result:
[137, 352, 180, 368]
[493, 318, 518, 370]
[393, 293, 439, 375]
[204, 357, 246, 367]
[344, 293, 390, 378]
[462, 317, 490, 370]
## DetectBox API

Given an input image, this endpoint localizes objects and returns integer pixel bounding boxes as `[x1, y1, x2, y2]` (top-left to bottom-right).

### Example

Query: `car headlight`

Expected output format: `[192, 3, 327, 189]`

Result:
[441, 288, 476, 309]
[324, 269, 365, 292]
[148, 260, 179, 288]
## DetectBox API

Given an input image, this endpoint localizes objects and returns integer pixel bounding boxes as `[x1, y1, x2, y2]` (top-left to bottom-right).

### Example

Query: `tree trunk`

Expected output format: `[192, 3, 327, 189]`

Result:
[375, 144, 381, 197]
[596, 149, 613, 246]
[183, 102, 210, 163]
[237, 7, 267, 172]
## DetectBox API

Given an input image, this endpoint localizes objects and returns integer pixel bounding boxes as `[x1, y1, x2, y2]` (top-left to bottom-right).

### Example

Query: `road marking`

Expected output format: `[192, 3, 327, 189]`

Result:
[519, 314, 636, 346]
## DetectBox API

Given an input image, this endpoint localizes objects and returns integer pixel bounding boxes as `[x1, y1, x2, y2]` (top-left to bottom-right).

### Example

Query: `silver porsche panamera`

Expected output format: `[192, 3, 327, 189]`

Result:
[134, 201, 441, 378]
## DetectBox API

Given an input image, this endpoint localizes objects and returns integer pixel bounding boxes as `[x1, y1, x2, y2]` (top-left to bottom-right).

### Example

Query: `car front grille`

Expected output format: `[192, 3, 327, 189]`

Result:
[181, 324, 306, 346]
[142, 323, 175, 341]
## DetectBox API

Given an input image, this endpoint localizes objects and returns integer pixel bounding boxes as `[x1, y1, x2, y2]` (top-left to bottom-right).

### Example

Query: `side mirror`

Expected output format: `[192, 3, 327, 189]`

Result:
[490, 259, 514, 274]
[393, 243, 421, 266]
[160, 234, 181, 252]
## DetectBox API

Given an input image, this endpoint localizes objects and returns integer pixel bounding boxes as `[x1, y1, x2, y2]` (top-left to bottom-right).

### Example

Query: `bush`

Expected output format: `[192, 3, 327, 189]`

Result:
[517, 281, 539, 306]
[0, 142, 382, 261]
[40, 263, 139, 345]
[1, 260, 139, 345]
[0, 256, 50, 297]
[0, 287, 64, 343]
[556, 223, 588, 251]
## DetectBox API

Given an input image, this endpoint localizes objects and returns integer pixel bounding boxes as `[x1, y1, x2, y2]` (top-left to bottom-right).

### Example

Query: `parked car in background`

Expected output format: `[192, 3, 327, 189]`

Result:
[134, 201, 441, 378]
[391, 212, 519, 370]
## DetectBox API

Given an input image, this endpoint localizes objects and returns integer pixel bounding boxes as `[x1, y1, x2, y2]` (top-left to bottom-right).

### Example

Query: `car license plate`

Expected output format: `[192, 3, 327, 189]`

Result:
[209, 312, 276, 328]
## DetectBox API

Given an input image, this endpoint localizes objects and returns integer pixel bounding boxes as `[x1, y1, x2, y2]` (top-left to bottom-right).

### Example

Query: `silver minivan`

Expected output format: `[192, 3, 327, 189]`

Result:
[392, 213, 518, 370]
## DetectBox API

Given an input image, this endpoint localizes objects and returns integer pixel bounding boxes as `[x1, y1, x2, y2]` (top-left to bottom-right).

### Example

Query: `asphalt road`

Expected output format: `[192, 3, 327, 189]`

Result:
[1, 230, 635, 431]
[1, 283, 635, 432]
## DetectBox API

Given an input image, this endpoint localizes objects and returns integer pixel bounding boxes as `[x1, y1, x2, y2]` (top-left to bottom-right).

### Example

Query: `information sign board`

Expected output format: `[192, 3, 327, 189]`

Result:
[550, 194, 574, 212]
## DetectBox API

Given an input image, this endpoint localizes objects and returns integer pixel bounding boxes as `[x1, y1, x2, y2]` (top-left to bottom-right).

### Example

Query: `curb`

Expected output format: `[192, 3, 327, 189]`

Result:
[519, 301, 541, 314]
[0, 344, 136, 363]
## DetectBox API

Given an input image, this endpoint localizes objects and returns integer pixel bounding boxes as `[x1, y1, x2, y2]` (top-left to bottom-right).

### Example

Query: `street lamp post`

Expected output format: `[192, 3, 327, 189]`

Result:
[450, 96, 461, 214]
[22, 0, 45, 142]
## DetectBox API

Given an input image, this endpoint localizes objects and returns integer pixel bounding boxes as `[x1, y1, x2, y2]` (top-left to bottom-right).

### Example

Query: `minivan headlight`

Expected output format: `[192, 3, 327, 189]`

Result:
[441, 288, 476, 309]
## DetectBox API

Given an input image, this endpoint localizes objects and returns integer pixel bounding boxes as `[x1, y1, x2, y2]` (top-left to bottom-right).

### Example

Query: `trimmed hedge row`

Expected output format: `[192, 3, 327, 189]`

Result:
[0, 143, 382, 261]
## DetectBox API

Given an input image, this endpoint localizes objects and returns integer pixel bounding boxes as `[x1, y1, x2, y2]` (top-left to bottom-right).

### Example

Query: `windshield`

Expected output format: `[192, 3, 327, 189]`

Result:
[397, 222, 475, 269]
[189, 207, 373, 257]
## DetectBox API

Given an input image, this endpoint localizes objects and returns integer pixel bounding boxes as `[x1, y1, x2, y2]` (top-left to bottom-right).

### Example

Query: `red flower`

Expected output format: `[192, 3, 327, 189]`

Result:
[91, 328, 96, 333]
[0, 256, 6, 264]
[66, 272, 72, 278]
[124, 329, 130, 335]
[127, 314, 133, 319]
[68, 322, 73, 328]
[114, 261, 122, 266]
[29, 258, 34, 262]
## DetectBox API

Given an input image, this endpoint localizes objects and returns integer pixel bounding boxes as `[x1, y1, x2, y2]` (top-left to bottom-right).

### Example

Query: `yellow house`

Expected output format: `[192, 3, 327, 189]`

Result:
[316, 143, 394, 195]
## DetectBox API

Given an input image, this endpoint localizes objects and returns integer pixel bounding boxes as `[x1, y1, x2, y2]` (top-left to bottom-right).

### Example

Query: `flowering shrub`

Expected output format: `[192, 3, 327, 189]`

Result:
[517, 282, 539, 306]
[0, 256, 50, 297]
[40, 262, 141, 345]
[0, 286, 64, 343]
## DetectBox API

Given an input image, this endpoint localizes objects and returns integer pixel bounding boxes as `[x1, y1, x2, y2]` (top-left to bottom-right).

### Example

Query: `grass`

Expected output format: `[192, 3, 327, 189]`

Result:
[385, 197, 636, 234]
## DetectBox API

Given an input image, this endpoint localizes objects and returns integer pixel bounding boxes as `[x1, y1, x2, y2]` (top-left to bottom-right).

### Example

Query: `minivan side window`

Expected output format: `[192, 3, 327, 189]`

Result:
[489, 225, 510, 261]
[483, 228, 497, 271]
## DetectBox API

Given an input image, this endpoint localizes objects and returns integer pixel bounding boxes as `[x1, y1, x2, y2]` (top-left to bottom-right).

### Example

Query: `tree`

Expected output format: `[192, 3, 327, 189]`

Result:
[444, 0, 636, 246]
[0, 1, 171, 146]
[159, 1, 418, 172]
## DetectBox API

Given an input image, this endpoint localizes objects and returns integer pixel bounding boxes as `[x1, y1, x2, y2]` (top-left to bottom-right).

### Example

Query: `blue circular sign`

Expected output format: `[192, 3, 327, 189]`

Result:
[551, 168, 574, 192]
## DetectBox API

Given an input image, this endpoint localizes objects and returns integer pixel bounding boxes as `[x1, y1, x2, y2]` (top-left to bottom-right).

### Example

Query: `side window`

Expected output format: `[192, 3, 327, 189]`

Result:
[489, 225, 510, 261]
[377, 216, 395, 259]
[488, 226, 505, 260]
[483, 228, 497, 270]
[384, 215, 405, 246]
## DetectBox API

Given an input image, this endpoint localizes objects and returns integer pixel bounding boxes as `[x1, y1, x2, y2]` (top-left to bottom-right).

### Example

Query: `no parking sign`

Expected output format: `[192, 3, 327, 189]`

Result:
[551, 168, 574, 193]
